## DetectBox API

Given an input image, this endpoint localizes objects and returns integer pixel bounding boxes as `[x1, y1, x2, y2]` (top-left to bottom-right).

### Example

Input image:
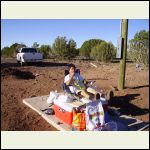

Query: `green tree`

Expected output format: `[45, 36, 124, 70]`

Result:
[32, 42, 39, 48]
[1, 47, 11, 57]
[16, 43, 26, 51]
[128, 30, 149, 66]
[1, 43, 26, 57]
[38, 45, 51, 59]
[74, 48, 79, 57]
[52, 36, 77, 59]
[67, 39, 77, 58]
[52, 36, 68, 58]
[90, 41, 116, 62]
[79, 39, 104, 58]
[13, 43, 26, 55]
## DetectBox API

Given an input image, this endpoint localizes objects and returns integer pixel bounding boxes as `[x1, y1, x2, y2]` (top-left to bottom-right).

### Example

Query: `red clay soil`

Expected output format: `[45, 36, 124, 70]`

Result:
[1, 59, 149, 130]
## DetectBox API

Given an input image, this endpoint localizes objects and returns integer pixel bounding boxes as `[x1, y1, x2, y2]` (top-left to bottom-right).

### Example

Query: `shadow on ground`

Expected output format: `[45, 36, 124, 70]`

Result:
[126, 85, 149, 89]
[1, 68, 35, 80]
[1, 62, 68, 68]
[109, 93, 149, 116]
[109, 113, 149, 131]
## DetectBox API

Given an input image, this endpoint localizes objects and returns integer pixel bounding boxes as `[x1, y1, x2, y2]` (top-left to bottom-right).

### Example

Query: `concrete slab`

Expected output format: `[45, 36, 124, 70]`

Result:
[23, 95, 149, 131]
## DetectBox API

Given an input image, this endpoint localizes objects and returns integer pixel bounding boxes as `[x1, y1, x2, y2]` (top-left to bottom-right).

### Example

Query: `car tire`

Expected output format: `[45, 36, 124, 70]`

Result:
[17, 60, 20, 64]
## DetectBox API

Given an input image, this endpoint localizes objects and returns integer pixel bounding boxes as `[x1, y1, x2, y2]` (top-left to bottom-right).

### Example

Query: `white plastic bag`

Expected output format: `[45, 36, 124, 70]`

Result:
[47, 91, 59, 104]
[57, 94, 74, 103]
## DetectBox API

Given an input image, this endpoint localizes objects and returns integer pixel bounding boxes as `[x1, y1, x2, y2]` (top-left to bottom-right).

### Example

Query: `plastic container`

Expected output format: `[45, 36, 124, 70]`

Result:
[54, 100, 74, 126]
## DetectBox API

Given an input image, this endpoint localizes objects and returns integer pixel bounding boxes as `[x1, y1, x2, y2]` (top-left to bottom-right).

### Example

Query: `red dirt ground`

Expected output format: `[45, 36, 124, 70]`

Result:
[1, 58, 149, 130]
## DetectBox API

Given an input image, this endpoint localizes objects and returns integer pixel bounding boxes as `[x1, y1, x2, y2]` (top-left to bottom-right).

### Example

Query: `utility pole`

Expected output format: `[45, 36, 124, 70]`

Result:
[118, 19, 128, 90]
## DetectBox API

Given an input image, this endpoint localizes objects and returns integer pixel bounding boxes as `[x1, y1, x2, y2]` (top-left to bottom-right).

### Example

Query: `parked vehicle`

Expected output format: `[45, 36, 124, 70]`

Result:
[16, 47, 43, 66]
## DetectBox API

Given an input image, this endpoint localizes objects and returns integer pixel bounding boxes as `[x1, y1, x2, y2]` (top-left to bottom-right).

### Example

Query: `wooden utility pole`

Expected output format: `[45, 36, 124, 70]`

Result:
[118, 19, 128, 90]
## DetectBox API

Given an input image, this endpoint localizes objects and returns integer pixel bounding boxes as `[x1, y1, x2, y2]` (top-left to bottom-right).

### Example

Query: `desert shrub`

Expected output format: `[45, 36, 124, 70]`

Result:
[128, 30, 149, 67]
[90, 41, 116, 62]
[79, 39, 104, 58]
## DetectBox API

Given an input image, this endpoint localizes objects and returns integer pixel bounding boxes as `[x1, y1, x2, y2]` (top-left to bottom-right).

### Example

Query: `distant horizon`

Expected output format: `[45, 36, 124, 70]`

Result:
[1, 19, 149, 49]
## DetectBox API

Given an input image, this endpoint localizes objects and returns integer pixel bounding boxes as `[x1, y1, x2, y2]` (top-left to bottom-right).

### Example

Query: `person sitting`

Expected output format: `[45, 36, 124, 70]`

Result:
[64, 63, 100, 100]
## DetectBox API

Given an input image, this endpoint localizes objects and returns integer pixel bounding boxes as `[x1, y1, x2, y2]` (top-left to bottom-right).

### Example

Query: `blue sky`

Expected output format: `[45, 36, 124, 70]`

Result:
[1, 19, 149, 49]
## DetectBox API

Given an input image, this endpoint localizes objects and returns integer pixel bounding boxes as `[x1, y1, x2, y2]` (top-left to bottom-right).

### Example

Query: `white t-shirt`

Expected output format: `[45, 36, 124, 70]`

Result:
[64, 73, 85, 94]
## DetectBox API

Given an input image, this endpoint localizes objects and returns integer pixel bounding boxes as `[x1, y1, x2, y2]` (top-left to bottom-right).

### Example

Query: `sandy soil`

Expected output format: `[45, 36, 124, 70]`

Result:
[1, 58, 149, 130]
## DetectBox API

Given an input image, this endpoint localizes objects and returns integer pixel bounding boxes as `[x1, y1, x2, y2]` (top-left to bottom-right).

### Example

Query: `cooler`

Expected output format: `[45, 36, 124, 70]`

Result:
[54, 100, 74, 126]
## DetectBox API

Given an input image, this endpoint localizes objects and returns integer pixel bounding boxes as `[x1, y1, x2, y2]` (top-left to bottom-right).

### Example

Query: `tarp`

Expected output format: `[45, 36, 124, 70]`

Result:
[23, 95, 149, 131]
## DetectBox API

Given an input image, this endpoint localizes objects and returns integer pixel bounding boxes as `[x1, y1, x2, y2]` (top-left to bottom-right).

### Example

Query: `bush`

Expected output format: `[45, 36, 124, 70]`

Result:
[128, 30, 149, 67]
[1, 43, 26, 58]
[52, 36, 77, 59]
[37, 45, 51, 59]
[79, 39, 104, 58]
[90, 41, 116, 62]
[1, 47, 11, 57]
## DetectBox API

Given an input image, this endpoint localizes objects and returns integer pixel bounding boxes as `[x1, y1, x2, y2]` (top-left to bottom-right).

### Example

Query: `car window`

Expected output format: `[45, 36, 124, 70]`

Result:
[21, 48, 37, 53]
